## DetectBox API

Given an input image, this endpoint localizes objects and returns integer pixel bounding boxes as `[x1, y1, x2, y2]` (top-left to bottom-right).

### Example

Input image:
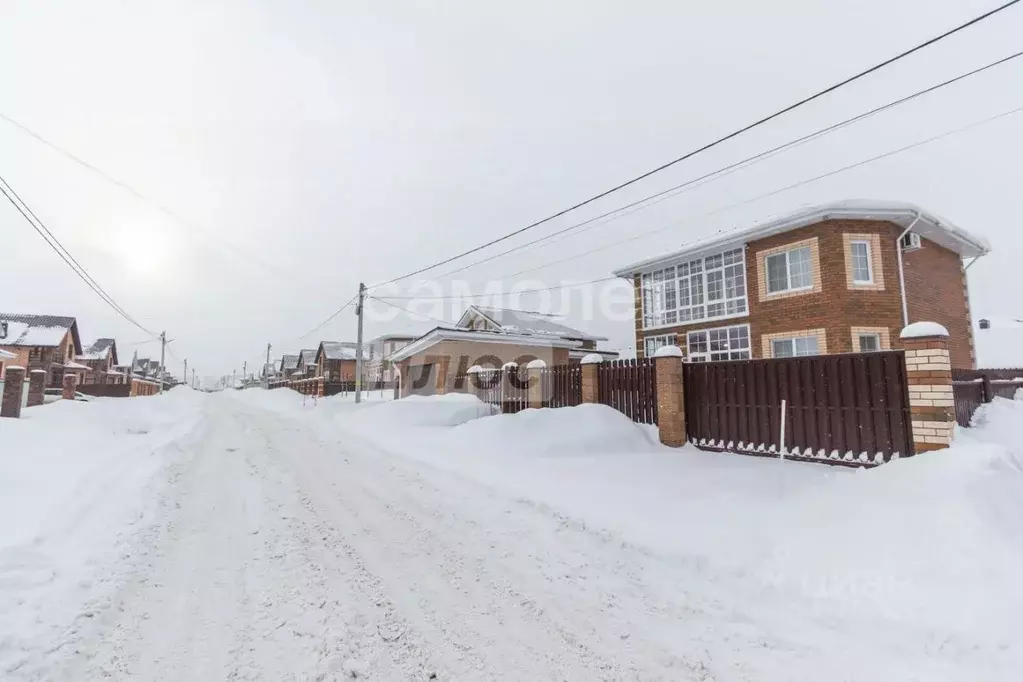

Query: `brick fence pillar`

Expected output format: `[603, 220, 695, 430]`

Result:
[62, 373, 78, 400]
[580, 354, 602, 404]
[900, 322, 955, 453]
[27, 369, 46, 407]
[653, 345, 686, 447]
[526, 358, 546, 409]
[317, 376, 325, 397]
[2, 366, 25, 418]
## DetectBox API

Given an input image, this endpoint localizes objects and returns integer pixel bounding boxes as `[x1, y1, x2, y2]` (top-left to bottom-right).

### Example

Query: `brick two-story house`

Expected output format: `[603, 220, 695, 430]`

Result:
[0, 314, 83, 384]
[315, 341, 359, 381]
[613, 201, 988, 369]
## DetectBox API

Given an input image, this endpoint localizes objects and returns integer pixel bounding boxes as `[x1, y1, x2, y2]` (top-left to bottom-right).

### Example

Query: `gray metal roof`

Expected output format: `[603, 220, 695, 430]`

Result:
[465, 306, 607, 342]
[0, 313, 82, 352]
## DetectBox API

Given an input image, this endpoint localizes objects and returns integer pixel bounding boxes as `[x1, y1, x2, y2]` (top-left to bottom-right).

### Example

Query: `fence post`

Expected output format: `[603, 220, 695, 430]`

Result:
[62, 373, 78, 401]
[526, 358, 546, 409]
[1, 366, 26, 418]
[580, 353, 602, 404]
[466, 365, 482, 400]
[501, 361, 518, 412]
[900, 322, 955, 453]
[27, 369, 46, 407]
[981, 374, 993, 403]
[653, 345, 686, 447]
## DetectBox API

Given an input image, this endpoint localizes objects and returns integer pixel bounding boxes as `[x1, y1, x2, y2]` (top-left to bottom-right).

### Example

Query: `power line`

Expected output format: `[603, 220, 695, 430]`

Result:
[417, 49, 1023, 284]
[373, 277, 619, 301]
[367, 0, 1021, 289]
[367, 295, 454, 327]
[379, 100, 1023, 297]
[297, 293, 360, 341]
[0, 112, 333, 290]
[0, 172, 158, 337]
[492, 101, 1023, 283]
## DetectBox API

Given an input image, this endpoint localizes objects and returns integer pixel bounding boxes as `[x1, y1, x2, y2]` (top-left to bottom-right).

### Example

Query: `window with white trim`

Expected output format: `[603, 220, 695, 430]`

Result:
[850, 240, 873, 284]
[686, 324, 750, 362]
[770, 335, 819, 358]
[643, 334, 677, 358]
[858, 333, 881, 352]
[765, 246, 812, 294]
[640, 248, 747, 328]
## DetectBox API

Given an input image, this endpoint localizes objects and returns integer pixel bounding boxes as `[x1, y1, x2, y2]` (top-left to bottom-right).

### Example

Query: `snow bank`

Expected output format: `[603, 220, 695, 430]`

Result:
[453, 403, 661, 457]
[0, 389, 205, 673]
[340, 393, 498, 429]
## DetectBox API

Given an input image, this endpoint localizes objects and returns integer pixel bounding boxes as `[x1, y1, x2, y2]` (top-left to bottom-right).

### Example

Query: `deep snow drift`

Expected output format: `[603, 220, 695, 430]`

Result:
[0, 388, 204, 677]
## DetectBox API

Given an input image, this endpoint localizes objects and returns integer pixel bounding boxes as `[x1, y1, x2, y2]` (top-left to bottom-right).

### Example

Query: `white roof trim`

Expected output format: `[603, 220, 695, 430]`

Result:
[387, 328, 583, 363]
[0, 348, 16, 359]
[613, 200, 990, 277]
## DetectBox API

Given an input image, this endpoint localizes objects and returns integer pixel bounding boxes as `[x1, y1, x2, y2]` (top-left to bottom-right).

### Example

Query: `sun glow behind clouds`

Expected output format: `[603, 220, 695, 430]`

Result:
[111, 223, 173, 280]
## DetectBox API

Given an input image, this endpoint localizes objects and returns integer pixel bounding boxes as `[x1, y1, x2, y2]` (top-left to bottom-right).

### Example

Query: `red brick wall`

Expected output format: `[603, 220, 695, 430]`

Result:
[631, 219, 972, 364]
[903, 238, 975, 369]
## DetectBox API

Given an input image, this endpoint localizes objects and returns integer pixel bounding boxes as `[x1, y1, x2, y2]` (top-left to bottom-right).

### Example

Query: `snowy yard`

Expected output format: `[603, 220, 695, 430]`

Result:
[1, 388, 1021, 680]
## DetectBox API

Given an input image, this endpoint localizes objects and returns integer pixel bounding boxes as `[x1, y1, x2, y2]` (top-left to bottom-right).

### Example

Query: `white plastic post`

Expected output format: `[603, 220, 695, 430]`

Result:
[779, 398, 788, 460]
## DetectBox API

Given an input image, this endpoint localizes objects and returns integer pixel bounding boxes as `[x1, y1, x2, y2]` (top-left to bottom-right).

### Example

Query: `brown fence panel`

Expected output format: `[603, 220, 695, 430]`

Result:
[596, 358, 656, 424]
[683, 351, 913, 466]
[952, 368, 1023, 427]
[542, 364, 582, 408]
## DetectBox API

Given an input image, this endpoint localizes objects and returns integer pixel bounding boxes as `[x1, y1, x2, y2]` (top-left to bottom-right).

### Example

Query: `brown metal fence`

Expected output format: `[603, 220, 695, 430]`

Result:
[473, 368, 530, 414]
[952, 368, 1023, 427]
[683, 351, 913, 465]
[541, 364, 581, 408]
[597, 358, 657, 424]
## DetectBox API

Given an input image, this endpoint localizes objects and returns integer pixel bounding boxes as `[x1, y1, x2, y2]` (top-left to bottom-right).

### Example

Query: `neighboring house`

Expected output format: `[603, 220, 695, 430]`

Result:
[315, 341, 359, 381]
[295, 349, 318, 377]
[613, 200, 988, 369]
[0, 314, 83, 384]
[278, 354, 301, 377]
[366, 334, 416, 383]
[78, 338, 119, 374]
[389, 305, 618, 395]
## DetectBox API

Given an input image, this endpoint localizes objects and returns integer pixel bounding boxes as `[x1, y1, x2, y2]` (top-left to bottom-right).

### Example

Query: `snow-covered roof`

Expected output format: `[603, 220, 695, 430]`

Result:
[297, 349, 318, 366]
[79, 338, 117, 363]
[64, 361, 92, 370]
[0, 313, 81, 352]
[458, 305, 607, 342]
[279, 354, 300, 371]
[316, 341, 359, 362]
[614, 200, 991, 276]
[387, 326, 586, 363]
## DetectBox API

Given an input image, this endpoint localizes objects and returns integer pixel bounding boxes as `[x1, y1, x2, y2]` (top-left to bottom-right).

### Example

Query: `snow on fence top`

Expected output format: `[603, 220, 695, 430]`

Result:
[526, 358, 547, 369]
[900, 321, 950, 339]
[580, 353, 604, 365]
[653, 345, 684, 358]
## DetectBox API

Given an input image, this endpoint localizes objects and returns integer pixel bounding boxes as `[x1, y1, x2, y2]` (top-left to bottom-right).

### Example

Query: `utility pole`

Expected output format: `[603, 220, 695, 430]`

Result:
[184, 358, 188, 385]
[265, 342, 272, 386]
[192, 368, 196, 390]
[159, 331, 167, 394]
[355, 282, 366, 404]
[243, 361, 247, 384]
[232, 369, 236, 389]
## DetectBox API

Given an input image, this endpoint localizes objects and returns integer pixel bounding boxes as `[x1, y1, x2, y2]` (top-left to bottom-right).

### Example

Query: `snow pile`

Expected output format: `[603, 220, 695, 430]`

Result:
[0, 389, 205, 674]
[453, 403, 661, 457]
[340, 393, 498, 429]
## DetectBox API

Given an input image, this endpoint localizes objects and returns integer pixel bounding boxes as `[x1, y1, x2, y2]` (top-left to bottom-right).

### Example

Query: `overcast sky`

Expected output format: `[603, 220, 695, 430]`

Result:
[2, 0, 1021, 381]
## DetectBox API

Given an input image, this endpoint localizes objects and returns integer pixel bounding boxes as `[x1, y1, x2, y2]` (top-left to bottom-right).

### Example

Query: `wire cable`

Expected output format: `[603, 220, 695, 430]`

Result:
[373, 277, 620, 301]
[367, 0, 1021, 289]
[297, 293, 360, 341]
[367, 295, 454, 327]
[0, 173, 159, 337]
[418, 49, 1023, 285]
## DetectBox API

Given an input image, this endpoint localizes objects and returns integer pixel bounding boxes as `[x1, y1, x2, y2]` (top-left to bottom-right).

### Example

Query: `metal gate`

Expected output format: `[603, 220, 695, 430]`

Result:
[407, 363, 437, 396]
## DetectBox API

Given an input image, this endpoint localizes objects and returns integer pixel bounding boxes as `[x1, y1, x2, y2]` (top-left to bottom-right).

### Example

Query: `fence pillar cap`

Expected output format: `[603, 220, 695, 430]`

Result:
[501, 361, 518, 370]
[5, 365, 25, 371]
[526, 358, 547, 370]
[653, 345, 684, 359]
[580, 353, 604, 365]
[900, 321, 949, 339]
[29, 369, 46, 374]
[466, 365, 483, 375]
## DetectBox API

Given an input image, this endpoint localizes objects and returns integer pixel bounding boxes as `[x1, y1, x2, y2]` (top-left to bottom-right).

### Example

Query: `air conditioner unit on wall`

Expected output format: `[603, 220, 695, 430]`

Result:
[901, 232, 922, 251]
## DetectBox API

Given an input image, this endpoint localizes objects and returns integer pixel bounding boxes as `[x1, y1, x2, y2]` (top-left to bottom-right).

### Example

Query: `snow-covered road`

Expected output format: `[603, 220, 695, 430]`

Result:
[6, 389, 1022, 681]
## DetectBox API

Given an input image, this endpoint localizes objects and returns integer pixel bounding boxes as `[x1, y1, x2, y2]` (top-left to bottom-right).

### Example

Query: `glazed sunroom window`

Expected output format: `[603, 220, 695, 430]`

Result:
[641, 248, 747, 328]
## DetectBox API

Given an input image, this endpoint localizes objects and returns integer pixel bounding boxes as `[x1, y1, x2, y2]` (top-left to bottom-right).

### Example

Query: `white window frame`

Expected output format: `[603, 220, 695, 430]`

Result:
[770, 335, 819, 358]
[857, 332, 882, 353]
[685, 323, 751, 362]
[640, 248, 748, 330]
[765, 246, 813, 295]
[849, 239, 874, 284]
[643, 334, 678, 358]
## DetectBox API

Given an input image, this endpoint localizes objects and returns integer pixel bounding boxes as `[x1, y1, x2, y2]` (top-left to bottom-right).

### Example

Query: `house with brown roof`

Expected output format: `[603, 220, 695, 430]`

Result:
[314, 341, 359, 382]
[0, 314, 83, 384]
[613, 200, 988, 368]
[76, 338, 123, 385]
[389, 305, 618, 396]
